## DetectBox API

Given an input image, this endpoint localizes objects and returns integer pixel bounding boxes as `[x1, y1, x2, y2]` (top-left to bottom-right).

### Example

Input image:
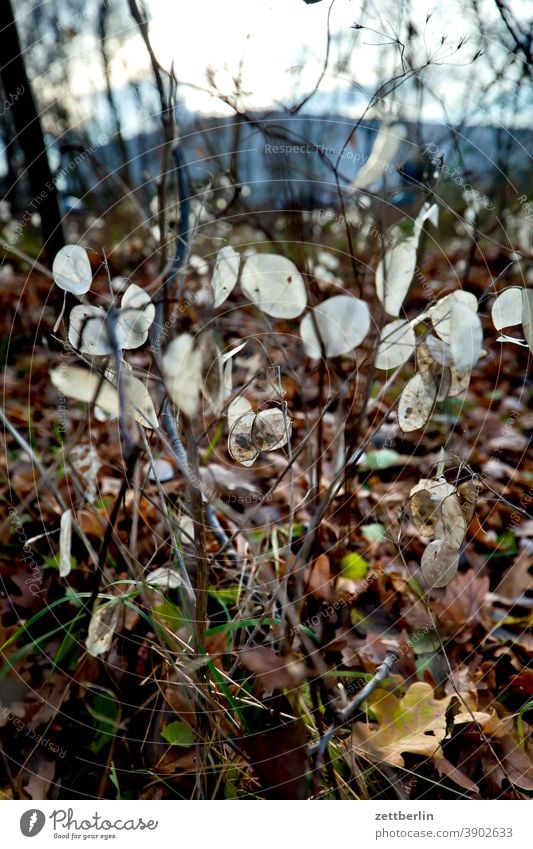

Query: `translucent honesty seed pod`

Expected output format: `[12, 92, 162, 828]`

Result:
[428, 291, 483, 371]
[52, 244, 92, 295]
[221, 342, 247, 402]
[59, 509, 72, 578]
[104, 363, 159, 429]
[86, 599, 121, 657]
[421, 540, 460, 589]
[447, 366, 472, 397]
[227, 396, 253, 429]
[162, 333, 203, 419]
[423, 334, 454, 368]
[115, 284, 156, 349]
[449, 300, 483, 372]
[251, 408, 292, 452]
[457, 480, 477, 525]
[68, 305, 109, 355]
[144, 567, 182, 590]
[50, 364, 158, 429]
[375, 320, 416, 370]
[398, 372, 437, 432]
[375, 240, 418, 317]
[241, 253, 307, 318]
[228, 411, 259, 467]
[228, 407, 292, 467]
[211, 245, 240, 308]
[429, 291, 478, 343]
[417, 333, 471, 398]
[300, 295, 370, 358]
[522, 289, 533, 353]
[438, 492, 467, 549]
[67, 284, 155, 355]
[409, 478, 456, 540]
[416, 340, 451, 402]
[199, 334, 224, 415]
[374, 203, 438, 317]
[351, 122, 407, 191]
[410, 472, 472, 589]
[491, 287, 523, 331]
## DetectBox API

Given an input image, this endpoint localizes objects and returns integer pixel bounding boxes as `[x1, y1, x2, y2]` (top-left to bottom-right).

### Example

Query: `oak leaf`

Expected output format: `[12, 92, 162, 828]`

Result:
[352, 682, 454, 766]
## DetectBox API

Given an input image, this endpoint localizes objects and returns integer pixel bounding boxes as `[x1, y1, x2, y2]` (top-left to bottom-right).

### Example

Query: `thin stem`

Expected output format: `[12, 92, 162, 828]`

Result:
[310, 650, 399, 772]
[182, 418, 208, 653]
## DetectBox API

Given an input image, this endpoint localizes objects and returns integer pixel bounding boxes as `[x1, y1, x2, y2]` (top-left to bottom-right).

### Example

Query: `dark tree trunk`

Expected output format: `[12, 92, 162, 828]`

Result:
[0, 112, 20, 208]
[0, 0, 65, 260]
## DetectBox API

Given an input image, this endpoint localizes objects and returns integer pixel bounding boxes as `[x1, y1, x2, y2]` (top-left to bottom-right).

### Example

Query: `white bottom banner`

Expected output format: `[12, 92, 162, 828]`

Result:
[1, 800, 529, 848]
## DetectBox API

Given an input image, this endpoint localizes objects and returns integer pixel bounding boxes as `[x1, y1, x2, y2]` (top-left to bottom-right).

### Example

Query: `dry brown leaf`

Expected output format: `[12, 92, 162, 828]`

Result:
[436, 757, 480, 793]
[335, 631, 416, 678]
[165, 686, 198, 730]
[239, 646, 306, 692]
[352, 682, 453, 767]
[305, 553, 333, 602]
[495, 548, 533, 600]
[501, 735, 533, 790]
[508, 670, 533, 697]
[241, 717, 308, 799]
[437, 571, 491, 633]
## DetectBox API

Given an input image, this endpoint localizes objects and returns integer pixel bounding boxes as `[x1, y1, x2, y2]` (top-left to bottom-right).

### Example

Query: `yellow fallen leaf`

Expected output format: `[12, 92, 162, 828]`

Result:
[351, 682, 454, 767]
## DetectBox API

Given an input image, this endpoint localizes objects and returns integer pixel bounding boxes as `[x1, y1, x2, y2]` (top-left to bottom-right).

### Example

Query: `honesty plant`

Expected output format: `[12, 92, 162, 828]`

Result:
[49, 225, 522, 592]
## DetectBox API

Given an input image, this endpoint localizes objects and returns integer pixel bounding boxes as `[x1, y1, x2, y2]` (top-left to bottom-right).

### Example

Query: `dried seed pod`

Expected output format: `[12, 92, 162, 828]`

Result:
[409, 477, 456, 539]
[421, 540, 460, 589]
[398, 372, 437, 432]
[228, 407, 292, 467]
[251, 408, 291, 452]
[228, 411, 258, 467]
[416, 340, 451, 401]
[448, 366, 471, 397]
[375, 319, 416, 370]
[457, 480, 477, 525]
[437, 493, 467, 548]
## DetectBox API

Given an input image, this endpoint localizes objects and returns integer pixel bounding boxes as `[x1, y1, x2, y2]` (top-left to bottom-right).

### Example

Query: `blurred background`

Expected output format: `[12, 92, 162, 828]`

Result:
[0, 0, 531, 265]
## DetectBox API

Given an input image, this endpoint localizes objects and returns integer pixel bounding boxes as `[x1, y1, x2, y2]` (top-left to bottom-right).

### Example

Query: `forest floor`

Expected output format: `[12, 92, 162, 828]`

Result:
[0, 221, 532, 800]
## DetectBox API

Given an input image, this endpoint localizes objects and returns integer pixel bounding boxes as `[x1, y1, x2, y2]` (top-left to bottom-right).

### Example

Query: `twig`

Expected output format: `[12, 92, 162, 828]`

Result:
[168, 145, 190, 299]
[0, 406, 64, 507]
[310, 650, 399, 772]
[0, 237, 53, 278]
[204, 503, 237, 562]
[182, 418, 209, 652]
[128, 0, 179, 365]
[289, 0, 335, 114]
[159, 405, 237, 558]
